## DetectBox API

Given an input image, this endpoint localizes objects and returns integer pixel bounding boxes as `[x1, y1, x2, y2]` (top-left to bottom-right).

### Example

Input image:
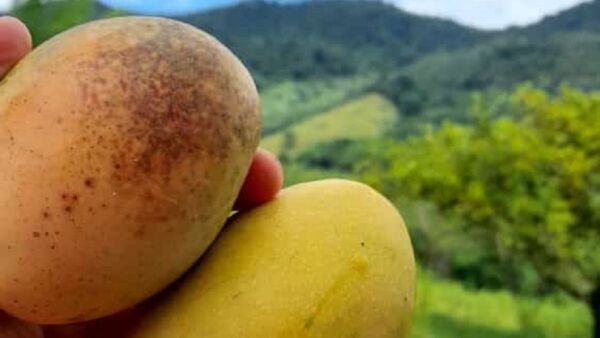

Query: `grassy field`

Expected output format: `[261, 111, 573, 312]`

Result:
[413, 271, 592, 338]
[260, 74, 379, 134]
[261, 93, 397, 158]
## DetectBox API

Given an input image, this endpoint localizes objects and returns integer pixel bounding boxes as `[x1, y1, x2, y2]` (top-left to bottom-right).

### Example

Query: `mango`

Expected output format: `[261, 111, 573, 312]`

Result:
[0, 17, 260, 324]
[126, 179, 415, 338]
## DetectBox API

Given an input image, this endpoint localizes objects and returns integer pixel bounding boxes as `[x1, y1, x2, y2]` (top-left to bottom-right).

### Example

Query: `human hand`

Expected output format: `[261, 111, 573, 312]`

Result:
[0, 16, 283, 338]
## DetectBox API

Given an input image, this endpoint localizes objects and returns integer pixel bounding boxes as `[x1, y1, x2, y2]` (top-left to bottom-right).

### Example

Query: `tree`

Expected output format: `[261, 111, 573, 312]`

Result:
[12, 0, 93, 46]
[375, 75, 428, 117]
[363, 85, 600, 337]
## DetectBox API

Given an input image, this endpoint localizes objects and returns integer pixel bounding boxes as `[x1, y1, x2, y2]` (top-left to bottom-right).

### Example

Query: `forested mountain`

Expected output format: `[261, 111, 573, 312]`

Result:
[179, 0, 488, 83]
[369, 0, 600, 132]
[519, 0, 600, 38]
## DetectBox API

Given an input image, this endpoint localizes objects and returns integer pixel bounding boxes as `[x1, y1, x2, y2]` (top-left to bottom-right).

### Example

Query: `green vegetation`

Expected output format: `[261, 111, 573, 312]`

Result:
[12, 0, 93, 46]
[182, 0, 486, 82]
[260, 74, 378, 134]
[261, 93, 397, 158]
[413, 271, 591, 338]
[364, 86, 600, 334]
[391, 31, 600, 134]
[520, 0, 600, 38]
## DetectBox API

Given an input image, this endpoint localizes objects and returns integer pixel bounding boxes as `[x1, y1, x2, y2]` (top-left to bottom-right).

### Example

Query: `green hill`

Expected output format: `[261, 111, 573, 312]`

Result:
[180, 0, 488, 84]
[261, 93, 397, 157]
[384, 31, 600, 131]
[519, 0, 600, 38]
[376, 0, 600, 134]
[260, 73, 379, 134]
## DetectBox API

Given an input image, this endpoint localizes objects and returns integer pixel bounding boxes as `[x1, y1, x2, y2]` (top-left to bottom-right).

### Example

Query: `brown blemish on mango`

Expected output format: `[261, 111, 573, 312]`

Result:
[72, 19, 259, 188]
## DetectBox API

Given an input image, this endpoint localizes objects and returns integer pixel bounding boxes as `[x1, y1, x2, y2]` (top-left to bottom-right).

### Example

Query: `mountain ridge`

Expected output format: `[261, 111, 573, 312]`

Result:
[176, 0, 489, 84]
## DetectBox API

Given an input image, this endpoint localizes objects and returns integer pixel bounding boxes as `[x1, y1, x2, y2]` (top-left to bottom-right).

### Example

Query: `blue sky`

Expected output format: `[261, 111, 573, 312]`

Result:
[0, 0, 592, 30]
[96, 0, 591, 29]
[98, 0, 240, 15]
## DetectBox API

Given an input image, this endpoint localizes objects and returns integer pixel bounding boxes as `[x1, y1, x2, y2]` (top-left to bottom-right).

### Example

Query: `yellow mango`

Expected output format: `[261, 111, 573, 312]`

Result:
[128, 179, 415, 338]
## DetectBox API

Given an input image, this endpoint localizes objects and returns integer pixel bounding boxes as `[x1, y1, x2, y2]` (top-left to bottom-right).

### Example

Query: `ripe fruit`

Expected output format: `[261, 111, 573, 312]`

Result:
[0, 17, 260, 324]
[127, 179, 415, 338]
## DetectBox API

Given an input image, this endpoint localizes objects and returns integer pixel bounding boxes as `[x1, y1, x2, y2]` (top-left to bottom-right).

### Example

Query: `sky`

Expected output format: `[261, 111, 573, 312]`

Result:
[391, 0, 591, 30]
[0, 0, 592, 30]
[98, 0, 239, 15]
[0, 0, 11, 12]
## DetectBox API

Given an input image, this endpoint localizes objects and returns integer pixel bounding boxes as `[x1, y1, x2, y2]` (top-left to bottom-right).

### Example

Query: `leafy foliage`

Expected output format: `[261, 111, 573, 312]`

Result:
[297, 139, 370, 172]
[13, 0, 93, 46]
[363, 86, 600, 299]
[373, 74, 429, 117]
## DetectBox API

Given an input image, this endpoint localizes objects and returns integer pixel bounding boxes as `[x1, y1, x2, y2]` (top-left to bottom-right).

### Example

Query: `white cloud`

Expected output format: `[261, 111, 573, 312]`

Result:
[0, 0, 13, 12]
[390, 0, 591, 30]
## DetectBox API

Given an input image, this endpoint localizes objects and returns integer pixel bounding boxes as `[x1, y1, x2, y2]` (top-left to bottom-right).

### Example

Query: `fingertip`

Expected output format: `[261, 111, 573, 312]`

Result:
[0, 16, 32, 46]
[234, 148, 284, 211]
[255, 148, 284, 190]
[0, 16, 32, 77]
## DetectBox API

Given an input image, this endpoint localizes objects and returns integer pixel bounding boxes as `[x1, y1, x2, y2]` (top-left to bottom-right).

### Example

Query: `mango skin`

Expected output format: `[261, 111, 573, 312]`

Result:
[0, 17, 260, 324]
[128, 179, 416, 338]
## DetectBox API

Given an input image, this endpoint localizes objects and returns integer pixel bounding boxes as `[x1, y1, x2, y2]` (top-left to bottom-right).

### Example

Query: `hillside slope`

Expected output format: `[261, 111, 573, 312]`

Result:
[375, 0, 600, 133]
[261, 93, 397, 157]
[519, 0, 600, 38]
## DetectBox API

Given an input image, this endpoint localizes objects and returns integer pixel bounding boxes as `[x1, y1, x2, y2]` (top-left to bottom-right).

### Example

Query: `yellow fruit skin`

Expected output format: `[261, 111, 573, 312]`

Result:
[0, 17, 259, 324]
[129, 179, 416, 338]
